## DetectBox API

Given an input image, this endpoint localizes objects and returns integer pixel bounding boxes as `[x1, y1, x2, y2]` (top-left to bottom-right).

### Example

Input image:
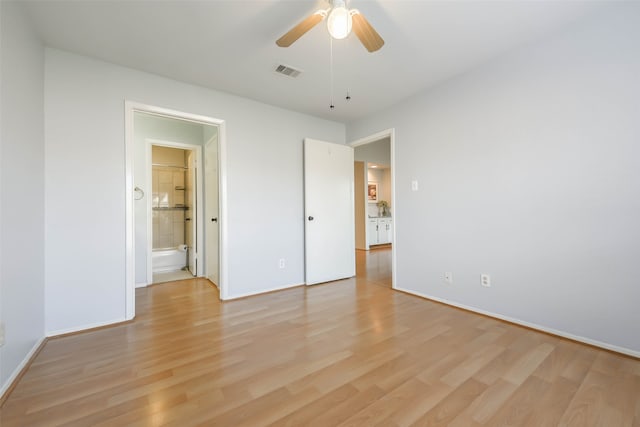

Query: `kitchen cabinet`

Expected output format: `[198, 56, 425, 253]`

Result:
[368, 217, 393, 246]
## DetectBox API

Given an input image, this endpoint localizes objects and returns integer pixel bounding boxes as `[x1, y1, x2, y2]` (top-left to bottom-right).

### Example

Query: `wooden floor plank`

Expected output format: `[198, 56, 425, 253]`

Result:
[411, 377, 488, 426]
[1, 247, 638, 426]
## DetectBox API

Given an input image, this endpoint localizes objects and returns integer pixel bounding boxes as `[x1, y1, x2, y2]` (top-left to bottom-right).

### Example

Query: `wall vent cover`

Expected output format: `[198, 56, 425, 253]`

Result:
[275, 64, 302, 78]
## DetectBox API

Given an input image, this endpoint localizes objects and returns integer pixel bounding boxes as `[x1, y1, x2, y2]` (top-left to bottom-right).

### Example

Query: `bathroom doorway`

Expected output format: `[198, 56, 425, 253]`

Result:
[148, 143, 200, 284]
[126, 102, 227, 320]
[130, 110, 221, 287]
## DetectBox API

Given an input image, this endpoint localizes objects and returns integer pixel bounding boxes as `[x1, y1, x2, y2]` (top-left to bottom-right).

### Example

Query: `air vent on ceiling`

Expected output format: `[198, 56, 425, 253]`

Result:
[275, 64, 302, 78]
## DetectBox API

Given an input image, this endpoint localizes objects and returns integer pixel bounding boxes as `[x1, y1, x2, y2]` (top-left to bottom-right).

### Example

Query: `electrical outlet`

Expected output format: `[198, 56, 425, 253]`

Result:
[279, 258, 286, 269]
[0, 322, 5, 347]
[481, 274, 491, 287]
[444, 272, 453, 284]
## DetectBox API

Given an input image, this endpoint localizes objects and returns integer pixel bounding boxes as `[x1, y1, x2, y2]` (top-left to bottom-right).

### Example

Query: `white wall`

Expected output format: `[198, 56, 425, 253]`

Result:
[44, 49, 345, 334]
[367, 169, 383, 217]
[134, 112, 206, 285]
[347, 5, 640, 354]
[366, 168, 391, 217]
[354, 137, 390, 166]
[356, 138, 392, 217]
[0, 0, 4, 388]
[0, 1, 45, 392]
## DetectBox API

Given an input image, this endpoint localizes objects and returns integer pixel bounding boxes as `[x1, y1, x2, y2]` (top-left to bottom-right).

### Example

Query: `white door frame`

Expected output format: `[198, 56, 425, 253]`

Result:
[349, 128, 397, 290]
[204, 135, 220, 286]
[145, 138, 203, 284]
[125, 101, 229, 320]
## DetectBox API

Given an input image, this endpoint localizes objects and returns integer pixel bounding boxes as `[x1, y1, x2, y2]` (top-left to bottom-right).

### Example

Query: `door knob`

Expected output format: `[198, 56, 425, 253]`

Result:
[185, 217, 191, 221]
[211, 218, 218, 222]
[308, 216, 314, 221]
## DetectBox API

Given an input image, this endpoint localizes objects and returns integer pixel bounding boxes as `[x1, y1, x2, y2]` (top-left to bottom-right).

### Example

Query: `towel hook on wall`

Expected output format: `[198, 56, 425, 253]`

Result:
[134, 186, 145, 200]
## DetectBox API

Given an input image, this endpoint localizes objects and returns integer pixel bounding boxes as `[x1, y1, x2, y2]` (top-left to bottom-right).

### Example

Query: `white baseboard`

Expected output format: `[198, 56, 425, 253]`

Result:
[222, 282, 302, 301]
[135, 282, 148, 288]
[46, 317, 128, 338]
[0, 336, 46, 401]
[397, 287, 640, 359]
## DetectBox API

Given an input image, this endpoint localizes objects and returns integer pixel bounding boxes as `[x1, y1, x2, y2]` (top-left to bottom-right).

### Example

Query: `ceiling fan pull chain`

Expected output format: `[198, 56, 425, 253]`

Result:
[329, 36, 335, 110]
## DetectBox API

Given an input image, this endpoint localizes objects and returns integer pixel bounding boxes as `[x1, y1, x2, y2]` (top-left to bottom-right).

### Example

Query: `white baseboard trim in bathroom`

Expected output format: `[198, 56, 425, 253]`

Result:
[135, 282, 148, 288]
[222, 282, 303, 301]
[46, 317, 129, 338]
[0, 336, 47, 405]
[396, 286, 640, 359]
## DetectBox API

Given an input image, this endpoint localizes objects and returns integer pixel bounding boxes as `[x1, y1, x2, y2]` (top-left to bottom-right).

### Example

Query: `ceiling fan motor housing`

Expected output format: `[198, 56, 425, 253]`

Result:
[327, 0, 353, 39]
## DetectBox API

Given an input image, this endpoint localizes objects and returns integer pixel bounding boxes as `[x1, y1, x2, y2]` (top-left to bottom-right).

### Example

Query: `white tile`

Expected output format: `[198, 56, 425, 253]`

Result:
[159, 171, 172, 184]
[173, 226, 184, 246]
[152, 270, 193, 284]
[159, 183, 172, 207]
[173, 171, 184, 187]
[158, 213, 172, 235]
[174, 191, 184, 206]
[157, 235, 172, 249]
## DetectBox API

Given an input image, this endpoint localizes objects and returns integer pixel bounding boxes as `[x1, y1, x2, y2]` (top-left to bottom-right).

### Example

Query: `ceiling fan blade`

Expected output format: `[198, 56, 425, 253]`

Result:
[351, 11, 384, 53]
[276, 11, 326, 47]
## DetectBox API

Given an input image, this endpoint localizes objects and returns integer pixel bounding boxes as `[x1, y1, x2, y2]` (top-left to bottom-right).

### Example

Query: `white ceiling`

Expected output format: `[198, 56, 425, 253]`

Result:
[23, 0, 609, 123]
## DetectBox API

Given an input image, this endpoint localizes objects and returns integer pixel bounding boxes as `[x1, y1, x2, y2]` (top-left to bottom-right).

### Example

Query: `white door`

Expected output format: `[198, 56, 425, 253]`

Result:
[205, 137, 219, 286]
[186, 150, 197, 275]
[304, 138, 355, 285]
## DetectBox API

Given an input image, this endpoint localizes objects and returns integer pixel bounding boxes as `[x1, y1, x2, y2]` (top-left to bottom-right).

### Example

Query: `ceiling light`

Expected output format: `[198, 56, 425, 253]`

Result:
[327, 1, 352, 40]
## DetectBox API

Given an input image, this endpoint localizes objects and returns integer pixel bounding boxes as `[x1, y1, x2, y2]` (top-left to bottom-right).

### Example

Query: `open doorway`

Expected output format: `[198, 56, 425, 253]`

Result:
[147, 143, 200, 284]
[350, 129, 396, 289]
[125, 102, 228, 320]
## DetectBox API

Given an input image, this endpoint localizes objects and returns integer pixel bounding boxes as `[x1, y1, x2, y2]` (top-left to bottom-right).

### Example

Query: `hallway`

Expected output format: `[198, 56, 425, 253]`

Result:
[356, 246, 392, 288]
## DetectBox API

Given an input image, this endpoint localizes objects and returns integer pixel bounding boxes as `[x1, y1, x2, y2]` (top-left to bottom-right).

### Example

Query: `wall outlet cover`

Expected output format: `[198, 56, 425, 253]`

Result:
[481, 274, 491, 287]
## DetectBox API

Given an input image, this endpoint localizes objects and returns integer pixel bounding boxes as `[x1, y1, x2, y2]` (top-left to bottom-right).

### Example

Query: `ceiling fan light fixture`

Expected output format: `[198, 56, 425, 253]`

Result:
[327, 3, 352, 40]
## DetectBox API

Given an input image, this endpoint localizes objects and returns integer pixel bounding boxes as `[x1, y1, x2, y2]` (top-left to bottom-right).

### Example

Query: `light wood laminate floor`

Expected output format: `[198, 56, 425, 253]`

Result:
[1, 248, 639, 426]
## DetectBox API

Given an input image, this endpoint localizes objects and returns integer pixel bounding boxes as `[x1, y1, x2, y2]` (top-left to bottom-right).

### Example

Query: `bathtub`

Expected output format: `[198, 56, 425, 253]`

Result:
[152, 245, 187, 273]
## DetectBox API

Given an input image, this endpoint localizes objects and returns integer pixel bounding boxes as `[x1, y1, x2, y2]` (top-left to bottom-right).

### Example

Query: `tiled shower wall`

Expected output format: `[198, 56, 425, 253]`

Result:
[152, 165, 187, 249]
[151, 145, 188, 249]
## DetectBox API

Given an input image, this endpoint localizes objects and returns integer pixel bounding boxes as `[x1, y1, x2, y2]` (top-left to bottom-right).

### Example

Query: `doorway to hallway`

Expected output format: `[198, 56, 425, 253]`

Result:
[350, 128, 396, 289]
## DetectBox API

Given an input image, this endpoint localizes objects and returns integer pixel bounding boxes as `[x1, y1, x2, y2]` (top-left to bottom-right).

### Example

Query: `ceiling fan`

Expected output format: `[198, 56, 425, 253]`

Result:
[276, 0, 384, 53]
